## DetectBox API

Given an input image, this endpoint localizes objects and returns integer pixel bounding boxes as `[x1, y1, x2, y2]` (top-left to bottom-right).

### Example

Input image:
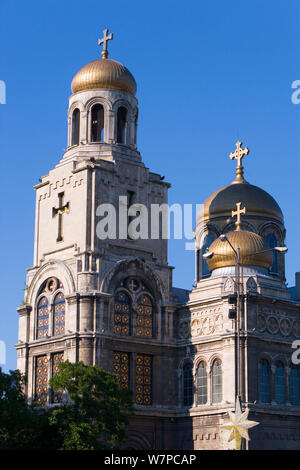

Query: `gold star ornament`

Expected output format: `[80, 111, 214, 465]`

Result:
[221, 396, 259, 450]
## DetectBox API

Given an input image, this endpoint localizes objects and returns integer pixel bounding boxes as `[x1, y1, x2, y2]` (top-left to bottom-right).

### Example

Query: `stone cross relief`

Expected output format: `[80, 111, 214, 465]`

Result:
[52, 192, 70, 242]
[229, 141, 249, 167]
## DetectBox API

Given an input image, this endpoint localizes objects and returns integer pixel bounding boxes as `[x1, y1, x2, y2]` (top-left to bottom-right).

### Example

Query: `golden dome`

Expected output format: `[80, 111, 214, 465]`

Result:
[202, 181, 283, 222]
[71, 58, 137, 95]
[206, 230, 273, 271]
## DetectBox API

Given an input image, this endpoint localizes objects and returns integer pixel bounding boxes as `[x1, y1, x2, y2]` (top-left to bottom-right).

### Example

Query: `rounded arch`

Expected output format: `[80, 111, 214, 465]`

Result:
[258, 221, 285, 244]
[27, 260, 76, 306]
[85, 96, 111, 114]
[124, 432, 152, 450]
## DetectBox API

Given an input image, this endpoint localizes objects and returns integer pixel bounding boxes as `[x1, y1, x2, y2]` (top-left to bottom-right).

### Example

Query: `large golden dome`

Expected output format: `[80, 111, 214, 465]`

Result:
[206, 230, 273, 271]
[71, 58, 137, 95]
[202, 181, 283, 222]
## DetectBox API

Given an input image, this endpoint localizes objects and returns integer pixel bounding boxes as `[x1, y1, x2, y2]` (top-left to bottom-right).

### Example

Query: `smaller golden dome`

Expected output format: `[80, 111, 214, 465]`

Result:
[206, 230, 273, 271]
[71, 58, 137, 96]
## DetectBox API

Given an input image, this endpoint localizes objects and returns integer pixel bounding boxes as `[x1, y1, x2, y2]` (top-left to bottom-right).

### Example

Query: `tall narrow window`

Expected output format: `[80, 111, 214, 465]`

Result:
[259, 359, 271, 403]
[212, 359, 222, 403]
[201, 234, 215, 278]
[196, 361, 207, 405]
[36, 277, 65, 339]
[35, 356, 49, 405]
[71, 108, 80, 146]
[290, 365, 300, 406]
[136, 294, 153, 338]
[274, 361, 285, 404]
[113, 352, 130, 389]
[135, 354, 152, 405]
[183, 364, 193, 406]
[53, 292, 65, 336]
[114, 291, 131, 336]
[91, 104, 104, 142]
[37, 297, 49, 338]
[51, 352, 64, 403]
[266, 234, 278, 273]
[113, 278, 155, 338]
[117, 106, 127, 144]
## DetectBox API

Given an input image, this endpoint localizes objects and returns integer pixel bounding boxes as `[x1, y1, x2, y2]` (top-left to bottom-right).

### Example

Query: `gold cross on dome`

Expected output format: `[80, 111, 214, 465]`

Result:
[98, 28, 113, 58]
[230, 141, 249, 167]
[232, 202, 246, 231]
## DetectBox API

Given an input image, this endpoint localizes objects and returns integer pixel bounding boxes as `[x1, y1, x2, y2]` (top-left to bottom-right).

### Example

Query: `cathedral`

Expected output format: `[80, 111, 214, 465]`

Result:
[16, 30, 300, 450]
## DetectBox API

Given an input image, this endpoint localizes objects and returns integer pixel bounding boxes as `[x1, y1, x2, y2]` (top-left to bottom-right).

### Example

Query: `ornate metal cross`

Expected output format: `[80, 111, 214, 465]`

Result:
[232, 202, 246, 230]
[230, 141, 249, 167]
[98, 28, 113, 59]
[52, 192, 69, 242]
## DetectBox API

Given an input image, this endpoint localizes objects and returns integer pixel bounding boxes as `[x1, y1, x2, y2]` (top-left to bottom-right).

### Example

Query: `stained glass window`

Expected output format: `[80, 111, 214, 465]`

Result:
[196, 361, 207, 405]
[51, 352, 64, 403]
[136, 294, 153, 338]
[113, 278, 155, 338]
[259, 359, 271, 403]
[53, 292, 65, 336]
[290, 365, 300, 406]
[274, 361, 285, 404]
[183, 364, 193, 406]
[37, 297, 49, 338]
[212, 359, 222, 403]
[114, 291, 131, 336]
[113, 352, 130, 389]
[35, 356, 49, 405]
[36, 277, 65, 339]
[135, 354, 152, 405]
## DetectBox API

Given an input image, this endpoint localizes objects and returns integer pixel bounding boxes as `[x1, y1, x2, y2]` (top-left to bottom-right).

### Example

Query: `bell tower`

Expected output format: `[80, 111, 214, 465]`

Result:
[16, 30, 176, 433]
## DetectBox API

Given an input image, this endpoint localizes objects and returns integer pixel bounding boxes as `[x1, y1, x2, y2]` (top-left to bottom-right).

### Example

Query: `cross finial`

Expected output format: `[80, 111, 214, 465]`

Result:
[98, 28, 113, 59]
[229, 141, 250, 183]
[232, 202, 246, 231]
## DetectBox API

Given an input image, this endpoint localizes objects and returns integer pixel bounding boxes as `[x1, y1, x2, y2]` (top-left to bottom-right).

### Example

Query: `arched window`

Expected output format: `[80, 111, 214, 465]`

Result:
[113, 277, 155, 338]
[212, 359, 222, 403]
[266, 233, 278, 273]
[36, 277, 65, 339]
[71, 108, 80, 146]
[201, 234, 215, 278]
[196, 361, 207, 405]
[290, 365, 300, 406]
[183, 364, 193, 407]
[117, 106, 127, 144]
[274, 361, 285, 404]
[37, 297, 49, 338]
[53, 292, 65, 336]
[91, 104, 104, 142]
[259, 359, 271, 403]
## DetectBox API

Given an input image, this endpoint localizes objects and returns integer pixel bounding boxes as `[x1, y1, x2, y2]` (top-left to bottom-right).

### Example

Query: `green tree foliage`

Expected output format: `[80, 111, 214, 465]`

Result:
[0, 363, 134, 450]
[49, 361, 134, 450]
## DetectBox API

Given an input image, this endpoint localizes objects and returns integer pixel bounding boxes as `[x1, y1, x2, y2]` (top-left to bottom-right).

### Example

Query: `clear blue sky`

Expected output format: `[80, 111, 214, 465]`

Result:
[1, 0, 300, 372]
